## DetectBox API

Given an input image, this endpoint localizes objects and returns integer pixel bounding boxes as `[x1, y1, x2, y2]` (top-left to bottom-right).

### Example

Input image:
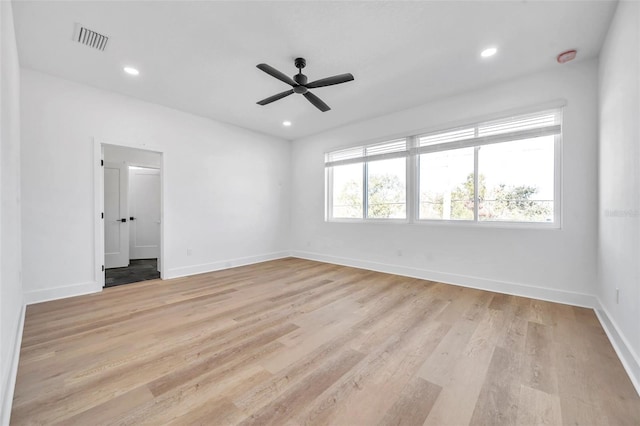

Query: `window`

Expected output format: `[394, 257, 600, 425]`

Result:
[325, 107, 562, 226]
[419, 148, 474, 221]
[367, 157, 406, 219]
[326, 139, 408, 220]
[331, 162, 363, 219]
[416, 109, 561, 224]
[477, 137, 555, 222]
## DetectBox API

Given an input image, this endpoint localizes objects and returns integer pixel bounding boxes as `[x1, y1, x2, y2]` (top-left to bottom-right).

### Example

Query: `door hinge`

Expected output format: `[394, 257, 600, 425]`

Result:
[101, 212, 104, 219]
[101, 159, 104, 166]
[101, 265, 105, 272]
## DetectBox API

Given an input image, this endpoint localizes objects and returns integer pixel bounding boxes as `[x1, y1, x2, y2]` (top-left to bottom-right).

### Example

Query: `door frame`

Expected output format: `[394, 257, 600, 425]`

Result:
[94, 138, 165, 288]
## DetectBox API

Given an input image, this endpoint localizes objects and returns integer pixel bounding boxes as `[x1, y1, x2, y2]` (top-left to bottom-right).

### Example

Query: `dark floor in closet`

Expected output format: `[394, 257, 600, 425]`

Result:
[105, 259, 160, 288]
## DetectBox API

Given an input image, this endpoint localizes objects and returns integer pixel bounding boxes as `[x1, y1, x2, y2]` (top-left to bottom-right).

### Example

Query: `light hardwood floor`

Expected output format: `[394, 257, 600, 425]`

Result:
[11, 258, 640, 425]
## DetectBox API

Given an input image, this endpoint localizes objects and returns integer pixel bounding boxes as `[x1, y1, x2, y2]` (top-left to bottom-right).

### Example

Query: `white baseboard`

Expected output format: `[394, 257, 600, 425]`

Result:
[594, 300, 640, 396]
[164, 251, 291, 279]
[290, 250, 597, 308]
[22, 252, 291, 304]
[24, 281, 102, 305]
[1, 304, 25, 426]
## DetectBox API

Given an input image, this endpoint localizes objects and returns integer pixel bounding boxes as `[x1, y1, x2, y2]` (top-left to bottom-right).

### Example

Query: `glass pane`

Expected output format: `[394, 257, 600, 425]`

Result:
[478, 136, 554, 222]
[419, 147, 475, 220]
[367, 158, 406, 219]
[331, 163, 363, 219]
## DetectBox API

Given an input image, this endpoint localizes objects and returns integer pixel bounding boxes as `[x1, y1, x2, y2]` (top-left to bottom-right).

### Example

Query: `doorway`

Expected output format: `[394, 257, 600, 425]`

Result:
[97, 143, 163, 288]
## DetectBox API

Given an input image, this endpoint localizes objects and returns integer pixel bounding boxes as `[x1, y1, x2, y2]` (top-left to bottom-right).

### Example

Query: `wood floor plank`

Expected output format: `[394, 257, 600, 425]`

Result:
[290, 298, 451, 425]
[554, 316, 609, 426]
[119, 364, 273, 425]
[515, 384, 563, 426]
[377, 377, 442, 426]
[417, 290, 493, 386]
[169, 398, 242, 426]
[423, 309, 507, 426]
[468, 293, 530, 426]
[468, 346, 521, 426]
[56, 385, 155, 426]
[417, 315, 480, 386]
[263, 307, 362, 374]
[522, 321, 558, 395]
[10, 258, 640, 426]
[528, 299, 558, 326]
[232, 278, 422, 413]
[238, 348, 365, 426]
[146, 323, 298, 397]
[579, 316, 640, 424]
[14, 313, 289, 417]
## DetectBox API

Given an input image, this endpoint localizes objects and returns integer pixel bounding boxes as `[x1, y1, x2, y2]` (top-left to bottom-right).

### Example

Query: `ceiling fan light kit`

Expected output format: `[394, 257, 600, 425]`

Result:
[256, 57, 354, 112]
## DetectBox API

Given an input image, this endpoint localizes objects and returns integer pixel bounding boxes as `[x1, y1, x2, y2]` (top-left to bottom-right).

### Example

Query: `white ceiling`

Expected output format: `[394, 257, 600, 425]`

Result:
[12, 0, 616, 140]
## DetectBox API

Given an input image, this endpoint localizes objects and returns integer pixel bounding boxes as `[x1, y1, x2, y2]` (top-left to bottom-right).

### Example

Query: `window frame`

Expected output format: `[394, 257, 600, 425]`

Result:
[325, 162, 365, 221]
[325, 104, 563, 229]
[325, 151, 410, 223]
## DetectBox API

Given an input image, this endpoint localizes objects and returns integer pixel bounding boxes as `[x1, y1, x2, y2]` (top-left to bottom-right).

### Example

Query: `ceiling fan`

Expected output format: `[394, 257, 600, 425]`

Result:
[256, 57, 354, 112]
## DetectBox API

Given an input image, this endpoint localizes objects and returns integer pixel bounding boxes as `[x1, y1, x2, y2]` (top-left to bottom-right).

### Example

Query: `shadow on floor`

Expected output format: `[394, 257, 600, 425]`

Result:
[105, 258, 160, 288]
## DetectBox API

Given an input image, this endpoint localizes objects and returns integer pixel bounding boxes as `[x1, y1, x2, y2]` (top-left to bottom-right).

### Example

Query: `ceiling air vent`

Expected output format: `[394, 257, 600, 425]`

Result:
[73, 24, 109, 51]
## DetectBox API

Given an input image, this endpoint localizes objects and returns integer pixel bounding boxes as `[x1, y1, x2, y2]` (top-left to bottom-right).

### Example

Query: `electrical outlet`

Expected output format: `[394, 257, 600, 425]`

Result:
[187, 248, 192, 256]
[396, 249, 403, 257]
[616, 288, 620, 304]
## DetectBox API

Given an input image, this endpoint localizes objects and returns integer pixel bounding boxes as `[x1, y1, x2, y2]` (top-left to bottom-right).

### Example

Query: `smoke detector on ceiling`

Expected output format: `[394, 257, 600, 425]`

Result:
[73, 23, 109, 51]
[557, 49, 577, 64]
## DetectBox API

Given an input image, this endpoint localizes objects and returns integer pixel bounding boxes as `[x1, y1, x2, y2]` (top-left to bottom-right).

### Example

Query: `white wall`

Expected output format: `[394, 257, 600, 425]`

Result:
[597, 0, 640, 391]
[103, 144, 161, 168]
[1, 0, 24, 421]
[21, 69, 291, 302]
[291, 60, 599, 306]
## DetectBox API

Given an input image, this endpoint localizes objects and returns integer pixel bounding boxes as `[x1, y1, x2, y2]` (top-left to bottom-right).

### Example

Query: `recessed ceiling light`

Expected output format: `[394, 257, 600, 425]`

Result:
[282, 121, 292, 127]
[481, 47, 498, 58]
[123, 66, 140, 76]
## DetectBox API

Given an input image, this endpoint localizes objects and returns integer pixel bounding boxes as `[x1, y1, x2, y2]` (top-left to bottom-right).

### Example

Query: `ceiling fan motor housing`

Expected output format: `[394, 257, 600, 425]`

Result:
[293, 84, 308, 94]
[294, 73, 308, 85]
[294, 57, 306, 69]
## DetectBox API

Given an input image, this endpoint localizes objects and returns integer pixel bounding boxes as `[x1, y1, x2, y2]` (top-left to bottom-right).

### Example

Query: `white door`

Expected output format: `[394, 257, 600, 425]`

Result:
[104, 161, 129, 268]
[129, 167, 161, 260]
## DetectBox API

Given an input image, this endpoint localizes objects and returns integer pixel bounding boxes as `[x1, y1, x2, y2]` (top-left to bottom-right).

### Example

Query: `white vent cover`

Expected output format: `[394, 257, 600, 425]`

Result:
[73, 24, 108, 51]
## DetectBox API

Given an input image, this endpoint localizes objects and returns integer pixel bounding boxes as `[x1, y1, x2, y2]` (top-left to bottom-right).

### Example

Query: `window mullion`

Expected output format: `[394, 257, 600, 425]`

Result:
[554, 133, 562, 226]
[407, 136, 417, 223]
[326, 167, 333, 220]
[363, 162, 368, 220]
[473, 125, 480, 222]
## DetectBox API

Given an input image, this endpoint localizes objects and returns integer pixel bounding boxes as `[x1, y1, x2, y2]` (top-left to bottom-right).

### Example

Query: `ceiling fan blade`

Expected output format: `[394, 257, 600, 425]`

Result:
[256, 63, 297, 87]
[306, 73, 354, 89]
[303, 92, 331, 112]
[257, 89, 294, 106]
